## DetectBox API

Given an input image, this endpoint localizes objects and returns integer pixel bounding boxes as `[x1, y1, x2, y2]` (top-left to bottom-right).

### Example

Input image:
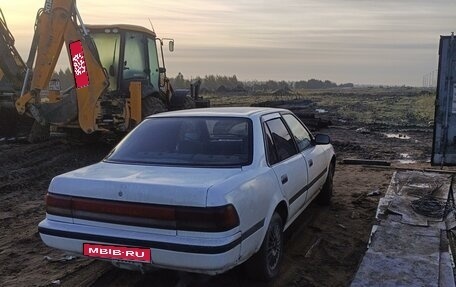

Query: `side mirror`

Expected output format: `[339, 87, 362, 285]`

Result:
[314, 134, 331, 145]
[169, 40, 174, 52]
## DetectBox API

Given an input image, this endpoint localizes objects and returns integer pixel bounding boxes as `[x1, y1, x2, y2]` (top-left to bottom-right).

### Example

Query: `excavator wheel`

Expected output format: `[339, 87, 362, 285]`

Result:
[27, 121, 50, 143]
[141, 96, 167, 118]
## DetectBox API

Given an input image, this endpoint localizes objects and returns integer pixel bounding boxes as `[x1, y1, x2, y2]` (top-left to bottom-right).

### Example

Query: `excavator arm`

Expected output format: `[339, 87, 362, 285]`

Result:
[16, 0, 109, 133]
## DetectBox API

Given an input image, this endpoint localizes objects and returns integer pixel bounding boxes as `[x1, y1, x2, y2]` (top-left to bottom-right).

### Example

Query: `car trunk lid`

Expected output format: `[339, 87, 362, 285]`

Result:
[50, 162, 241, 205]
[46, 162, 241, 235]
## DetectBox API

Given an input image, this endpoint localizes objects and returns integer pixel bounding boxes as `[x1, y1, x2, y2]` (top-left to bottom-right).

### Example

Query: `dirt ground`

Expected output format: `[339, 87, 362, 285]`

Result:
[0, 91, 441, 286]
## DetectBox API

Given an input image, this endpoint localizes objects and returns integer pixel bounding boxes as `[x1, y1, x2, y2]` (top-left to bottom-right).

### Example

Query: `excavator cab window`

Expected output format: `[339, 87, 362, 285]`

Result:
[90, 31, 120, 91]
[123, 31, 147, 81]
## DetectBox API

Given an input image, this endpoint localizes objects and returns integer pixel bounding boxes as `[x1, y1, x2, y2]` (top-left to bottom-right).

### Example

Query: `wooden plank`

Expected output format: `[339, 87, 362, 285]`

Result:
[362, 165, 423, 171]
[424, 168, 456, 174]
[361, 165, 456, 174]
[341, 158, 391, 166]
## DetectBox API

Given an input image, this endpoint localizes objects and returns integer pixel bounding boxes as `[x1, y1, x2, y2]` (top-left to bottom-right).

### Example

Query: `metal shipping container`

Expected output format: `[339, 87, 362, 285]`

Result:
[433, 34, 456, 166]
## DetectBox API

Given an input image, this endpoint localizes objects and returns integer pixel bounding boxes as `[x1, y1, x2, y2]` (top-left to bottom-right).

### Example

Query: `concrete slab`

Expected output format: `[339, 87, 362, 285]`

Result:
[351, 171, 455, 287]
[377, 220, 441, 238]
[387, 196, 430, 226]
[440, 231, 455, 287]
[351, 252, 440, 287]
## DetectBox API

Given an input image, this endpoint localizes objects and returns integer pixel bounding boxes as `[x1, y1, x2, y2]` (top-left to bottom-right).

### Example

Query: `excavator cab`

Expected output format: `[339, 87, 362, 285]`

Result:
[88, 26, 161, 96]
[83, 24, 177, 129]
[87, 27, 156, 92]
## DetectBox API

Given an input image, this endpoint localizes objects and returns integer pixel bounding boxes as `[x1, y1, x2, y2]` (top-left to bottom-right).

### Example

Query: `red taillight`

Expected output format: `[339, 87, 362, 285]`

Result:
[45, 193, 72, 217]
[44, 193, 239, 232]
[176, 204, 240, 232]
[72, 197, 175, 221]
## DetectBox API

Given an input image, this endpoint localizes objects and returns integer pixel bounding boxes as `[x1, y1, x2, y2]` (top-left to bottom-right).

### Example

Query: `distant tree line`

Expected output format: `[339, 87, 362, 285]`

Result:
[170, 72, 354, 93]
[294, 79, 354, 89]
[52, 69, 354, 93]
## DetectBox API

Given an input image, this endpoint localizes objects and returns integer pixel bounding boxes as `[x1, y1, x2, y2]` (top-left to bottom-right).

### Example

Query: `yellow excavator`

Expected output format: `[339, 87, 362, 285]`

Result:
[1, 0, 208, 142]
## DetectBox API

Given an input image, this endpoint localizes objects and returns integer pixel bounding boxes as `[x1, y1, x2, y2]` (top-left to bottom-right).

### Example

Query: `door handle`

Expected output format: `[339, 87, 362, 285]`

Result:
[281, 174, 288, 184]
[309, 159, 313, 167]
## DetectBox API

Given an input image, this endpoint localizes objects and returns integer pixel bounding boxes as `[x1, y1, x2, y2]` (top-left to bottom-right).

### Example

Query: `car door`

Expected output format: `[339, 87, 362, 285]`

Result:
[282, 113, 328, 202]
[263, 114, 309, 219]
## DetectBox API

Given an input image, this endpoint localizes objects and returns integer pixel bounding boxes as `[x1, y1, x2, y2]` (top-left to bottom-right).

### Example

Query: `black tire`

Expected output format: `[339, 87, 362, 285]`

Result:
[182, 96, 195, 109]
[317, 160, 335, 205]
[244, 212, 284, 281]
[141, 96, 167, 118]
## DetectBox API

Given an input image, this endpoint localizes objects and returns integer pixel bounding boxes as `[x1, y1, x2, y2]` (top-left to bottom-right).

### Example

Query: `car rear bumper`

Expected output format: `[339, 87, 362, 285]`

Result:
[38, 218, 241, 274]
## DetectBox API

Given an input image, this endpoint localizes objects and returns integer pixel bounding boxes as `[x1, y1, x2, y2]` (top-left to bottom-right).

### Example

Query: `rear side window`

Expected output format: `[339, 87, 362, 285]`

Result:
[265, 118, 297, 162]
[263, 125, 279, 165]
[282, 114, 312, 152]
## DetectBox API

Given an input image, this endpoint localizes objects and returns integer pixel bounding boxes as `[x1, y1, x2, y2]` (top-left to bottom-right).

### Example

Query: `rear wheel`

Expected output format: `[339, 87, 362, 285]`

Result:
[141, 96, 167, 118]
[317, 160, 335, 205]
[244, 212, 284, 281]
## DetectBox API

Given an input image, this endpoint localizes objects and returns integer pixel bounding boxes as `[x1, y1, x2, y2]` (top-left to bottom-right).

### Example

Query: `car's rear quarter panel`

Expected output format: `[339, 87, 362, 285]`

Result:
[206, 167, 284, 262]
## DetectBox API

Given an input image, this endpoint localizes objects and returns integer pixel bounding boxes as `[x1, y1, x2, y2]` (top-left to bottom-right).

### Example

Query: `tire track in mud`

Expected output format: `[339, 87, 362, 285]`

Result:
[0, 147, 72, 192]
[0, 140, 64, 165]
[0, 138, 112, 192]
[0, 138, 113, 222]
[0, 138, 113, 286]
[0, 140, 68, 191]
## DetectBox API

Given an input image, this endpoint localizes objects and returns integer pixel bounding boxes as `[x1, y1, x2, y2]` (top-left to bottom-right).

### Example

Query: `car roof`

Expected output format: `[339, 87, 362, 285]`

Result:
[148, 107, 288, 118]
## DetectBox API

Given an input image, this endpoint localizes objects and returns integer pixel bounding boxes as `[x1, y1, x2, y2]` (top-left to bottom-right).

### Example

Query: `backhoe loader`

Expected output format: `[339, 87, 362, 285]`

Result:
[2, 0, 208, 142]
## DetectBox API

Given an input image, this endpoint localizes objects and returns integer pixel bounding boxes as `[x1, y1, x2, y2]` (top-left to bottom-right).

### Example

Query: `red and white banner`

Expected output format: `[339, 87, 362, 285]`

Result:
[69, 40, 90, 89]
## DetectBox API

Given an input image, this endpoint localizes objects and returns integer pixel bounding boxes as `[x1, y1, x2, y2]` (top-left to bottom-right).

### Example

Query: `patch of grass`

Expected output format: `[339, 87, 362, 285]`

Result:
[204, 87, 436, 127]
[413, 94, 435, 123]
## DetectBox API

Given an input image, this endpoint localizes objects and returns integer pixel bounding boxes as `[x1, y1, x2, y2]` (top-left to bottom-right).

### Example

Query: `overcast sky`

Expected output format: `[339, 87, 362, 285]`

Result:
[2, 0, 456, 86]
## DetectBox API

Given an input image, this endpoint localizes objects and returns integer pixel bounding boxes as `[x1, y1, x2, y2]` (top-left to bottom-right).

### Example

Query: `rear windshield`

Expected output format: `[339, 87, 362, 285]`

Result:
[106, 117, 253, 167]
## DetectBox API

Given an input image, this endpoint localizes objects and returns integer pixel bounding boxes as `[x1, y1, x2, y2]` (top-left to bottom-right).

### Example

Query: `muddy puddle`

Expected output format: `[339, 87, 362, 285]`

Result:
[384, 133, 410, 140]
[398, 153, 417, 164]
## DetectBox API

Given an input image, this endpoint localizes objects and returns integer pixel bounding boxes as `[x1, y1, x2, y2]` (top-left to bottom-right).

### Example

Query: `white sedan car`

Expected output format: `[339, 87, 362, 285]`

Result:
[39, 107, 335, 281]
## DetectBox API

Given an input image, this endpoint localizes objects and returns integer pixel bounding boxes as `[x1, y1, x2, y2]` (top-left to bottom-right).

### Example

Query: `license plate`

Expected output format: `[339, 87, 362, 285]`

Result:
[83, 243, 151, 263]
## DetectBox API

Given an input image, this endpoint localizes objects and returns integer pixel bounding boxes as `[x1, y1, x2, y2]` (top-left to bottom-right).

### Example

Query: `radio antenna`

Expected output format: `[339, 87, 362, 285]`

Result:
[148, 18, 155, 33]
